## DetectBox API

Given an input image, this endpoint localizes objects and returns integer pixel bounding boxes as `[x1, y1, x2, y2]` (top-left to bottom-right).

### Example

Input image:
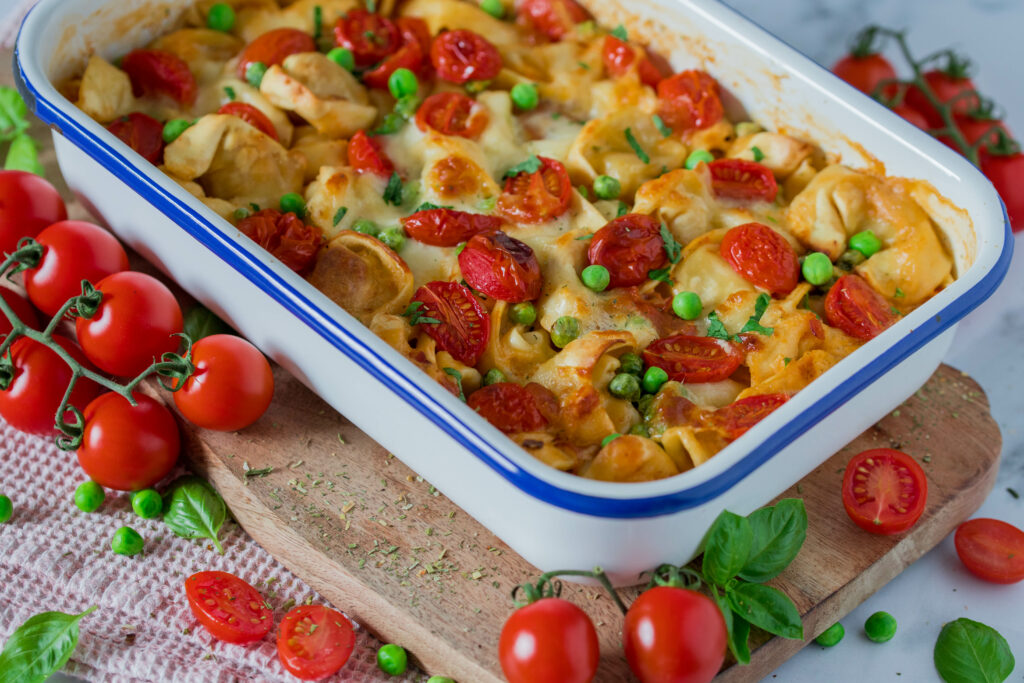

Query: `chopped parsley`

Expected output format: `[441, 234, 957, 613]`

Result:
[611, 24, 628, 40]
[383, 172, 403, 206]
[365, 0, 376, 11]
[578, 184, 590, 200]
[624, 128, 650, 164]
[660, 223, 681, 263]
[477, 196, 497, 213]
[894, 287, 905, 298]
[313, 5, 323, 42]
[783, 357, 792, 366]
[574, 233, 594, 240]
[577, 61, 591, 70]
[652, 114, 673, 138]
[402, 301, 440, 326]
[413, 201, 452, 213]
[648, 267, 672, 284]
[332, 206, 348, 226]
[738, 293, 774, 336]
[706, 312, 731, 340]
[751, 145, 764, 162]
[443, 367, 466, 402]
[223, 86, 236, 100]
[616, 201, 629, 217]
[502, 155, 542, 179]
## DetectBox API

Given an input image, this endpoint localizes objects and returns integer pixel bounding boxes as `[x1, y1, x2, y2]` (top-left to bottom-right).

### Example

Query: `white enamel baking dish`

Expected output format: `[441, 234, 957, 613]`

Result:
[15, 0, 1011, 584]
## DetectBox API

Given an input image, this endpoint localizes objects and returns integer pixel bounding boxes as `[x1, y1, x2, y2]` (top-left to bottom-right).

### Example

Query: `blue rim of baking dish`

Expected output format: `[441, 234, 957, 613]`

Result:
[13, 8, 1014, 520]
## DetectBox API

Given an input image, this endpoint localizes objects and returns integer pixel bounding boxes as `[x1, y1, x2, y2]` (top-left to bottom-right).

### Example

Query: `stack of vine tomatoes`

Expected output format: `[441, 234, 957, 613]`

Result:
[0, 170, 273, 492]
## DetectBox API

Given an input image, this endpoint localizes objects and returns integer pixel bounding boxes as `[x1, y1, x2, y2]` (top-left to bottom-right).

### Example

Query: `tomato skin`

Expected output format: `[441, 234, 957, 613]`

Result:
[841, 448, 927, 535]
[238, 28, 316, 79]
[516, 0, 589, 41]
[602, 36, 666, 89]
[499, 598, 599, 683]
[347, 130, 394, 177]
[587, 214, 667, 289]
[824, 274, 898, 341]
[106, 113, 165, 164]
[709, 393, 789, 440]
[459, 231, 542, 302]
[831, 53, 896, 95]
[23, 221, 130, 317]
[185, 571, 274, 644]
[411, 281, 490, 366]
[77, 392, 180, 491]
[173, 335, 273, 432]
[954, 518, 1024, 584]
[720, 222, 798, 296]
[120, 49, 197, 105]
[497, 156, 573, 224]
[236, 208, 323, 273]
[0, 336, 101, 436]
[656, 70, 723, 131]
[468, 382, 548, 433]
[623, 587, 728, 683]
[981, 152, 1024, 233]
[75, 271, 184, 378]
[891, 104, 930, 130]
[415, 92, 489, 139]
[363, 40, 423, 90]
[402, 208, 503, 247]
[277, 605, 356, 681]
[0, 170, 67, 255]
[643, 334, 743, 384]
[431, 30, 502, 84]
[708, 160, 778, 203]
[0, 289, 40, 337]
[333, 10, 400, 68]
[905, 70, 979, 129]
[217, 102, 278, 141]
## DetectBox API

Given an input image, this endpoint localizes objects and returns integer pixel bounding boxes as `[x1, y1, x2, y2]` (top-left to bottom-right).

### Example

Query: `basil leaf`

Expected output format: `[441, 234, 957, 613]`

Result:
[660, 223, 681, 263]
[0, 86, 29, 142]
[739, 498, 808, 583]
[0, 606, 96, 683]
[382, 172, 403, 206]
[162, 476, 227, 554]
[442, 367, 466, 402]
[706, 312, 732, 341]
[183, 305, 234, 342]
[610, 24, 628, 40]
[726, 582, 803, 640]
[934, 618, 1015, 683]
[702, 510, 753, 586]
[502, 155, 541, 179]
[738, 292, 774, 337]
[4, 133, 44, 177]
[711, 587, 750, 665]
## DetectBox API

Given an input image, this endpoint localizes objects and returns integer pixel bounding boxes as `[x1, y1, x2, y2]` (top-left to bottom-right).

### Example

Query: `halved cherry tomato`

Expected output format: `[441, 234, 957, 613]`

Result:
[905, 69, 979, 129]
[497, 156, 572, 224]
[499, 597, 598, 683]
[397, 17, 433, 57]
[237, 28, 316, 79]
[708, 159, 778, 203]
[459, 231, 541, 302]
[410, 281, 490, 365]
[415, 92, 489, 139]
[277, 605, 356, 681]
[120, 49, 197, 105]
[842, 448, 927, 535]
[656, 70, 723, 131]
[891, 104, 930, 130]
[185, 571, 273, 644]
[333, 9, 400, 68]
[0, 335, 101, 437]
[347, 130, 394, 177]
[402, 208, 503, 247]
[0, 289, 39, 337]
[0, 170, 67, 255]
[602, 36, 666, 89]
[217, 102, 278, 141]
[106, 113, 165, 164]
[468, 382, 548, 433]
[642, 334, 743, 384]
[709, 393, 789, 440]
[23, 220, 130, 316]
[587, 214, 667, 289]
[954, 518, 1024, 584]
[362, 17, 431, 89]
[720, 222, 798, 296]
[831, 53, 896, 96]
[623, 586, 727, 683]
[824, 274, 898, 341]
[431, 30, 502, 84]
[516, 0, 589, 42]
[981, 151, 1024, 233]
[237, 208, 323, 274]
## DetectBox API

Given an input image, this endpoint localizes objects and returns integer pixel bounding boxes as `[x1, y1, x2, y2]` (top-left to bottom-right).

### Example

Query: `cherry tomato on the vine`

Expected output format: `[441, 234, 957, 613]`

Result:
[499, 598, 599, 683]
[841, 448, 927, 535]
[185, 571, 273, 644]
[831, 52, 896, 96]
[459, 231, 542, 302]
[277, 605, 356, 681]
[824, 274, 899, 341]
[981, 152, 1024, 233]
[236, 208, 323, 273]
[587, 213, 667, 289]
[468, 382, 548, 433]
[410, 281, 490, 366]
[430, 30, 502, 84]
[891, 104, 930, 131]
[416, 92, 489, 139]
[237, 28, 316, 79]
[120, 49, 197, 105]
[0, 170, 67, 255]
[402, 207, 503, 247]
[905, 69, 979, 129]
[0, 289, 39, 337]
[643, 334, 743, 384]
[954, 518, 1024, 584]
[217, 102, 278, 140]
[497, 156, 572, 224]
[656, 70, 723, 131]
[106, 113, 165, 164]
[719, 221, 798, 296]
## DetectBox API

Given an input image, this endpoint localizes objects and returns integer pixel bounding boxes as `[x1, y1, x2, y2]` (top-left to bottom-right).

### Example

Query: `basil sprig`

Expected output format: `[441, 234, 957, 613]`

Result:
[162, 476, 228, 554]
[934, 618, 1015, 683]
[0, 87, 43, 177]
[0, 606, 96, 683]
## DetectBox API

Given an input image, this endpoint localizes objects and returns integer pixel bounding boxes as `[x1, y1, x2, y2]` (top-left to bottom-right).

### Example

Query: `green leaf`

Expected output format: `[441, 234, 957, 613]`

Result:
[652, 114, 672, 138]
[726, 583, 803, 640]
[751, 145, 764, 162]
[332, 206, 348, 226]
[660, 223, 681, 263]
[4, 134, 44, 177]
[382, 172, 403, 206]
[0, 606, 96, 683]
[442, 367, 466, 402]
[712, 587, 750, 665]
[183, 304, 234, 342]
[610, 24, 628, 40]
[502, 155, 541, 179]
[702, 510, 753, 587]
[934, 618, 1015, 683]
[0, 87, 29, 142]
[616, 201, 629, 217]
[401, 301, 440, 326]
[162, 476, 227, 554]
[706, 312, 732, 341]
[648, 267, 672, 284]
[738, 498, 808, 583]
[738, 292, 774, 337]
[624, 127, 650, 164]
[412, 201, 453, 213]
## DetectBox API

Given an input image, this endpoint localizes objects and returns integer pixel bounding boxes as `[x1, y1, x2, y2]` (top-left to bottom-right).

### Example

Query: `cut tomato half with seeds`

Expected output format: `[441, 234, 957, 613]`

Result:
[720, 222, 799, 296]
[120, 49, 197, 105]
[459, 230, 542, 302]
[468, 382, 548, 433]
[842, 448, 927, 535]
[642, 334, 743, 384]
[710, 393, 788, 440]
[497, 156, 572, 224]
[708, 159, 778, 202]
[824, 274, 899, 341]
[217, 102, 278, 140]
[587, 214, 667, 289]
[416, 92, 489, 139]
[185, 571, 273, 644]
[411, 281, 490, 365]
[277, 604, 355, 681]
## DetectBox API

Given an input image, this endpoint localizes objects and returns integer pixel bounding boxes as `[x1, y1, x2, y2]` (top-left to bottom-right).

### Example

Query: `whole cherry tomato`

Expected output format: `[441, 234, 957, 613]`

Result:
[708, 160, 779, 203]
[891, 104, 930, 130]
[0, 170, 67, 255]
[347, 130, 395, 177]
[333, 9, 401, 68]
[824, 274, 898, 341]
[75, 271, 184, 378]
[277, 605, 356, 681]
[0, 335, 101, 436]
[237, 28, 316, 79]
[587, 214, 667, 289]
[415, 92, 490, 139]
[623, 586, 728, 683]
[217, 102, 278, 141]
[656, 70, 723, 131]
[173, 334, 273, 432]
[23, 220, 130, 317]
[905, 68, 979, 129]
[945, 114, 1008, 153]
[0, 289, 39, 337]
[402, 207, 503, 247]
[831, 52, 896, 96]
[841, 448, 927, 535]
[497, 156, 572, 224]
[120, 49, 197, 105]
[459, 231, 542, 302]
[499, 598, 599, 683]
[431, 30, 502, 84]
[954, 518, 1024, 584]
[185, 571, 273, 644]
[602, 36, 667, 89]
[106, 113, 165, 164]
[468, 382, 548, 433]
[516, 0, 589, 42]
[980, 152, 1024, 233]
[709, 393, 789, 440]
[236, 208, 323, 273]
[77, 392, 180, 491]
[719, 222, 798, 296]
[643, 334, 744, 384]
[410, 281, 490, 366]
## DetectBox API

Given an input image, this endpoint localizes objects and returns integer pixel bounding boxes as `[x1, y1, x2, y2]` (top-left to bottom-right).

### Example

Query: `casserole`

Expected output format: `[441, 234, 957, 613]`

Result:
[15, 0, 1011, 583]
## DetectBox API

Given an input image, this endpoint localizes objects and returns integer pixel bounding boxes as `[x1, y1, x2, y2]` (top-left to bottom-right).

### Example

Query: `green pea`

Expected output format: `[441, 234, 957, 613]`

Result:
[637, 393, 654, 417]
[593, 174, 621, 200]
[510, 82, 539, 110]
[849, 230, 882, 258]
[642, 366, 669, 394]
[377, 643, 408, 676]
[0, 494, 11, 524]
[352, 218, 380, 236]
[600, 433, 621, 448]
[131, 489, 162, 519]
[388, 68, 419, 99]
[245, 61, 268, 88]
[162, 118, 192, 144]
[111, 526, 144, 556]
[74, 481, 105, 513]
[327, 47, 356, 71]
[628, 423, 650, 437]
[580, 264, 610, 292]
[279, 192, 306, 217]
[550, 316, 580, 348]
[378, 227, 406, 251]
[483, 368, 506, 385]
[480, 0, 504, 18]
[608, 372, 640, 400]
[206, 3, 236, 32]
[801, 252, 833, 286]
[864, 612, 897, 643]
[685, 149, 714, 169]
[618, 352, 643, 376]
[232, 207, 251, 222]
[427, 677, 457, 683]
[672, 291, 702, 320]
[815, 622, 845, 647]
[510, 302, 537, 326]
